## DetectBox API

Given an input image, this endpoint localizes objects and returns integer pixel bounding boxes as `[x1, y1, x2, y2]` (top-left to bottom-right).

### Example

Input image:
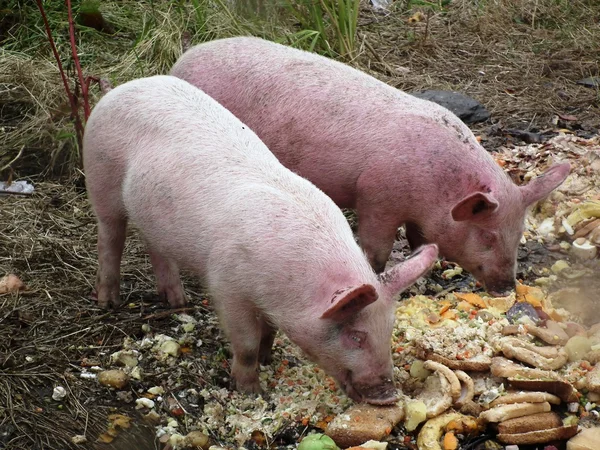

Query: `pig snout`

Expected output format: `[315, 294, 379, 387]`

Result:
[481, 269, 516, 297]
[486, 279, 516, 297]
[344, 372, 399, 405]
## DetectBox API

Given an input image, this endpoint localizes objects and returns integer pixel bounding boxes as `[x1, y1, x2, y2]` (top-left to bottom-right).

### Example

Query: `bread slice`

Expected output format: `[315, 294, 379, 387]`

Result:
[479, 401, 551, 423]
[490, 391, 562, 407]
[325, 403, 404, 448]
[585, 364, 600, 393]
[567, 426, 600, 450]
[497, 425, 579, 444]
[497, 411, 562, 434]
[490, 357, 562, 380]
[416, 349, 491, 372]
[508, 378, 579, 403]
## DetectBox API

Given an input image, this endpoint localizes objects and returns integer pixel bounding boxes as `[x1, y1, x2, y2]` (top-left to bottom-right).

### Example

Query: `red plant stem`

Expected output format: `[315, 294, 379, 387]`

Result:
[35, 0, 85, 167]
[66, 0, 90, 120]
[35, 0, 77, 120]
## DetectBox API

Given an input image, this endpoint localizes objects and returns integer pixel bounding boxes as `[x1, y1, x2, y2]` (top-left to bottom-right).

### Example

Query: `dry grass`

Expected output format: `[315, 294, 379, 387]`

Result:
[2, 0, 598, 177]
[354, 0, 599, 133]
[1, 0, 243, 177]
[0, 182, 218, 449]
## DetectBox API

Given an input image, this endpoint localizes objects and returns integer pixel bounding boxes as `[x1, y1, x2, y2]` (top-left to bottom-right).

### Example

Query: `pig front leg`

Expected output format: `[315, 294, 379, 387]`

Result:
[148, 249, 187, 308]
[258, 319, 276, 366]
[95, 216, 127, 308]
[405, 222, 427, 251]
[217, 300, 264, 394]
[357, 208, 399, 274]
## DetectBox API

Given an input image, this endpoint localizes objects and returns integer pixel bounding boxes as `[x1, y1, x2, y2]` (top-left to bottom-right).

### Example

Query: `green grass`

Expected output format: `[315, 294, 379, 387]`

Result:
[283, 0, 361, 58]
[1, 0, 598, 178]
[0, 0, 367, 177]
[1, 0, 247, 176]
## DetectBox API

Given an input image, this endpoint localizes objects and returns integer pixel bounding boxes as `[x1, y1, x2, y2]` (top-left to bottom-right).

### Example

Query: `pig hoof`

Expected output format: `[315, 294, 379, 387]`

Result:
[157, 288, 188, 308]
[234, 378, 263, 396]
[95, 288, 121, 309]
[168, 295, 188, 308]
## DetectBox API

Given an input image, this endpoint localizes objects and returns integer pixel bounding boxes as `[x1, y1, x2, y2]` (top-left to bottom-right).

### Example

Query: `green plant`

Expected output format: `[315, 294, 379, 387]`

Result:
[283, 0, 361, 58]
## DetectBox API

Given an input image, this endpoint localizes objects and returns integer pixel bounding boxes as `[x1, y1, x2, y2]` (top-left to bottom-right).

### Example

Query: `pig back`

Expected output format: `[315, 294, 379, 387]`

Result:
[88, 76, 369, 292]
[171, 38, 494, 206]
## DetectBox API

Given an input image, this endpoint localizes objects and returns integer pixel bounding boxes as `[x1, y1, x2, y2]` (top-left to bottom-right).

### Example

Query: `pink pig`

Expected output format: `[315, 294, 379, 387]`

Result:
[83, 75, 438, 404]
[171, 37, 570, 296]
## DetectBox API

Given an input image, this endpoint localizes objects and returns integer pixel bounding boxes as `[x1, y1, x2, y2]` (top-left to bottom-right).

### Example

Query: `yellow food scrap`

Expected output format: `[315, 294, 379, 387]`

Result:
[442, 431, 458, 450]
[566, 200, 600, 227]
[441, 310, 457, 321]
[515, 283, 544, 309]
[454, 293, 487, 309]
[438, 301, 452, 315]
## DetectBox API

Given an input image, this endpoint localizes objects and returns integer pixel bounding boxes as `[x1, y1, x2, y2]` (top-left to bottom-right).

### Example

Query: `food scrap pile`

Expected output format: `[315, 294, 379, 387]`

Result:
[44, 133, 600, 449]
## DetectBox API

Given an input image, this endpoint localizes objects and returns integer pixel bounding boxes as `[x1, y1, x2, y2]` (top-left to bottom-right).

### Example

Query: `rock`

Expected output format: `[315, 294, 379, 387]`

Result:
[0, 274, 25, 294]
[325, 403, 404, 448]
[411, 90, 490, 124]
[576, 77, 600, 89]
[71, 435, 87, 445]
[567, 426, 600, 449]
[110, 350, 139, 368]
[135, 398, 155, 409]
[52, 386, 67, 401]
[184, 431, 210, 449]
[98, 370, 129, 389]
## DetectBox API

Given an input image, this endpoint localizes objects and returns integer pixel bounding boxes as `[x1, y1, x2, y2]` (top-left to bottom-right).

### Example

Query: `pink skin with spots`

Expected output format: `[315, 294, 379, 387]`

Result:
[171, 37, 570, 296]
[83, 75, 439, 404]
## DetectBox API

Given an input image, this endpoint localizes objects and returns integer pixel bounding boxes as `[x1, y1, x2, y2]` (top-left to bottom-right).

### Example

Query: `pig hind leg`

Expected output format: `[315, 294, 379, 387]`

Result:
[148, 248, 187, 308]
[95, 215, 127, 308]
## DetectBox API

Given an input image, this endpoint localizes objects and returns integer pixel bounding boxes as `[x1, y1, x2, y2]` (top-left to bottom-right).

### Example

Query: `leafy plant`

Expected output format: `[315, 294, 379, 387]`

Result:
[283, 0, 361, 58]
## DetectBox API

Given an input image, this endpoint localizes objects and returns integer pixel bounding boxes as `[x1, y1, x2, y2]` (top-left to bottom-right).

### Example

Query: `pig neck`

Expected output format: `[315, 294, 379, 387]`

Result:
[276, 261, 377, 343]
[398, 146, 517, 234]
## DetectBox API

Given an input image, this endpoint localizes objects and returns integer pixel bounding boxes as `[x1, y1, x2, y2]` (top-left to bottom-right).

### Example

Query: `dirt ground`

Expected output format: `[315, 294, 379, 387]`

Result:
[1, 1, 600, 449]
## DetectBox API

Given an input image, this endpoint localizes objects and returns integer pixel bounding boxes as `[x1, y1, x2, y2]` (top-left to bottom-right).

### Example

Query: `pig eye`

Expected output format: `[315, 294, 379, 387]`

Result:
[481, 231, 498, 249]
[345, 330, 367, 349]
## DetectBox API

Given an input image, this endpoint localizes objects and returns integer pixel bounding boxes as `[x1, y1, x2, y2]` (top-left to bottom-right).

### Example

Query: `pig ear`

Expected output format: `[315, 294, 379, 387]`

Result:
[451, 192, 499, 222]
[378, 244, 438, 298]
[520, 162, 570, 206]
[321, 284, 378, 322]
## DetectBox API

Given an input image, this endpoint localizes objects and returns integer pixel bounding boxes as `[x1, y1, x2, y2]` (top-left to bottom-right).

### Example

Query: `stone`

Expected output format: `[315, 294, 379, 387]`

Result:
[411, 90, 491, 124]
[576, 77, 600, 89]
